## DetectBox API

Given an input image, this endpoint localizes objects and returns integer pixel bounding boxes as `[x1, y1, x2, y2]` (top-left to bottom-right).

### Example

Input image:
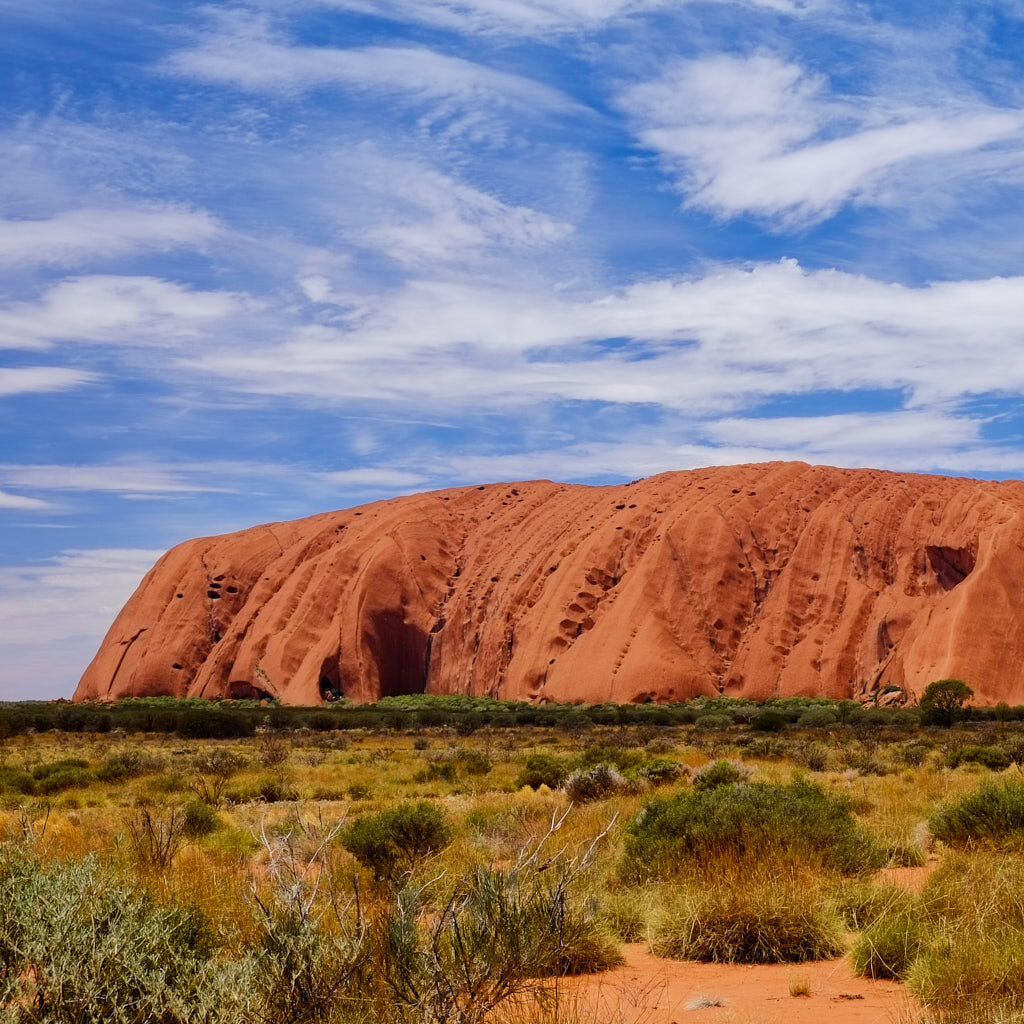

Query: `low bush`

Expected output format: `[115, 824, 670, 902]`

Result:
[635, 759, 684, 786]
[623, 778, 881, 880]
[797, 708, 838, 729]
[36, 766, 95, 794]
[0, 766, 36, 795]
[930, 780, 1024, 847]
[944, 745, 1012, 771]
[183, 800, 222, 838]
[0, 850, 250, 1023]
[750, 711, 787, 733]
[31, 757, 89, 780]
[341, 801, 454, 879]
[693, 759, 751, 792]
[651, 871, 844, 964]
[693, 714, 732, 731]
[514, 753, 569, 791]
[563, 763, 632, 803]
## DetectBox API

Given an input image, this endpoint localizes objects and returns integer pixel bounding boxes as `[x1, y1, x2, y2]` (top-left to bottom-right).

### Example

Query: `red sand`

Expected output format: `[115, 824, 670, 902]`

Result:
[570, 945, 915, 1024]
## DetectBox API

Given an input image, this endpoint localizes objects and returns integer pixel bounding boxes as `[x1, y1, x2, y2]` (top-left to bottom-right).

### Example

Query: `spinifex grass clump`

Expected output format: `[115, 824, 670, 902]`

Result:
[623, 777, 882, 880]
[930, 779, 1024, 847]
[651, 867, 844, 964]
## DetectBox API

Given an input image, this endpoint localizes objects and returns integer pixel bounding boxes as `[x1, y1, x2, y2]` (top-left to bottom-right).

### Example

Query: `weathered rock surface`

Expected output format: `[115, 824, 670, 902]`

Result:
[74, 462, 1024, 706]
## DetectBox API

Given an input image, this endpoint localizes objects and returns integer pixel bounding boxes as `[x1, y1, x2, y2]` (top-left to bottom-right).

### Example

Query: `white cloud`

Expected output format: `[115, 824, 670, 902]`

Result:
[0, 206, 219, 267]
[162, 12, 574, 113]
[0, 548, 162, 698]
[0, 276, 253, 351]
[0, 464, 234, 495]
[621, 53, 1024, 224]
[288, 0, 822, 35]
[0, 366, 98, 396]
[319, 467, 426, 489]
[351, 155, 573, 266]
[185, 259, 1024, 417]
[0, 489, 51, 510]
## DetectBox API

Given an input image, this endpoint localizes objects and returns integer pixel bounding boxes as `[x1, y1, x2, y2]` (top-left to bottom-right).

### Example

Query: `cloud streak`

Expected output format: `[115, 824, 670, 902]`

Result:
[621, 53, 1024, 224]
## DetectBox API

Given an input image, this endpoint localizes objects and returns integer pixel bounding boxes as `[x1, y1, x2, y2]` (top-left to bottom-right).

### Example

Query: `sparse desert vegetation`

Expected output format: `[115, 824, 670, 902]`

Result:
[2, 691, 1024, 1021]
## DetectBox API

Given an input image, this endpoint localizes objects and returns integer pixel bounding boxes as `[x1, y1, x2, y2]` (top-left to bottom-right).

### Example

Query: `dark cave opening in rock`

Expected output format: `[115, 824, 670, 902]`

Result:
[226, 680, 273, 701]
[319, 656, 343, 702]
[926, 545, 976, 591]
[365, 610, 428, 697]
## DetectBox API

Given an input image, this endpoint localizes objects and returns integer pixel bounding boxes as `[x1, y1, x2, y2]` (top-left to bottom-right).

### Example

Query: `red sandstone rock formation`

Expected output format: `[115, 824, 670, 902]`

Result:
[74, 462, 1024, 706]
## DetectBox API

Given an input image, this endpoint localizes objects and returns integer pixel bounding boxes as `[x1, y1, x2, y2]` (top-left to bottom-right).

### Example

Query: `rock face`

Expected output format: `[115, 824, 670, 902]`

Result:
[74, 462, 1024, 706]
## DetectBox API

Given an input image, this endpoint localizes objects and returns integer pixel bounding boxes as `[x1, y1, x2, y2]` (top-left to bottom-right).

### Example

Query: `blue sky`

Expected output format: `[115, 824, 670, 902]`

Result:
[3, 0, 1024, 697]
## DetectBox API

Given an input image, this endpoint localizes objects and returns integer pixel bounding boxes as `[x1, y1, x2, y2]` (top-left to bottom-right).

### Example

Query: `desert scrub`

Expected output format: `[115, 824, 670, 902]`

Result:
[930, 779, 1024, 847]
[651, 869, 844, 964]
[893, 853, 1024, 1017]
[341, 800, 454, 880]
[376, 817, 622, 1024]
[623, 778, 882, 880]
[0, 849, 253, 1023]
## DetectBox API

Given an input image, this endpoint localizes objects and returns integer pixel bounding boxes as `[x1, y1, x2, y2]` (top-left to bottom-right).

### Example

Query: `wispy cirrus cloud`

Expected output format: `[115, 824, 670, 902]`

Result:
[284, 0, 825, 36]
[0, 206, 219, 268]
[0, 276, 255, 351]
[621, 53, 1024, 225]
[0, 366, 98, 396]
[161, 10, 576, 114]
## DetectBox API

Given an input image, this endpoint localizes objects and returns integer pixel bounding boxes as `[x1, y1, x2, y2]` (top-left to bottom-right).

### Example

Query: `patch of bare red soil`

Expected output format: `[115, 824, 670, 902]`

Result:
[568, 945, 915, 1024]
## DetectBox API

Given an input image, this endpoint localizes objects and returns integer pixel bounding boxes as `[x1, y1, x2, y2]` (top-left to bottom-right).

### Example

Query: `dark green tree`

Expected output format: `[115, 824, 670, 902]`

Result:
[919, 678, 974, 728]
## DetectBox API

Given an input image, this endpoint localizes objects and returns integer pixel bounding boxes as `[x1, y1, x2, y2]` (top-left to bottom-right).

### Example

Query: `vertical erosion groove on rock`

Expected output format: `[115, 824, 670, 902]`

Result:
[74, 462, 1024, 706]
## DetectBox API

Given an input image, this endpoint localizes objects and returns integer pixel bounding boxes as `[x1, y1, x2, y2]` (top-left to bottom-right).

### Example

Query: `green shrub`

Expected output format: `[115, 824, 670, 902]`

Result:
[347, 782, 373, 801]
[623, 778, 881, 880]
[183, 800, 222, 838]
[693, 759, 751, 792]
[0, 766, 36, 795]
[36, 766, 95, 794]
[693, 714, 732, 731]
[257, 776, 294, 803]
[636, 759, 684, 786]
[31, 757, 89, 780]
[577, 745, 644, 772]
[417, 759, 457, 783]
[750, 711, 787, 733]
[930, 780, 1024, 847]
[944, 745, 1012, 771]
[797, 708, 838, 729]
[341, 801, 454, 879]
[0, 850, 250, 1022]
[514, 753, 569, 790]
[651, 873, 843, 964]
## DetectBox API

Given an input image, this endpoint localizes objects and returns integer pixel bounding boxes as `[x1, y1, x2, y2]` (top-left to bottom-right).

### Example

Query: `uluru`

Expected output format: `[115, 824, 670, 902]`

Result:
[74, 462, 1024, 707]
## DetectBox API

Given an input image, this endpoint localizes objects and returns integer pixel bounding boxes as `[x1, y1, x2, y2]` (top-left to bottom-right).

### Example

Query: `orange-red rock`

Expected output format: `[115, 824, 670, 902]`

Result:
[74, 462, 1024, 706]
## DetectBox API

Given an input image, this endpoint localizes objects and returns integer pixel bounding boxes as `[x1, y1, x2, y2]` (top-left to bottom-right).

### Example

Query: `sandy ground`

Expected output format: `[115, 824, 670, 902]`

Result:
[569, 944, 916, 1024]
